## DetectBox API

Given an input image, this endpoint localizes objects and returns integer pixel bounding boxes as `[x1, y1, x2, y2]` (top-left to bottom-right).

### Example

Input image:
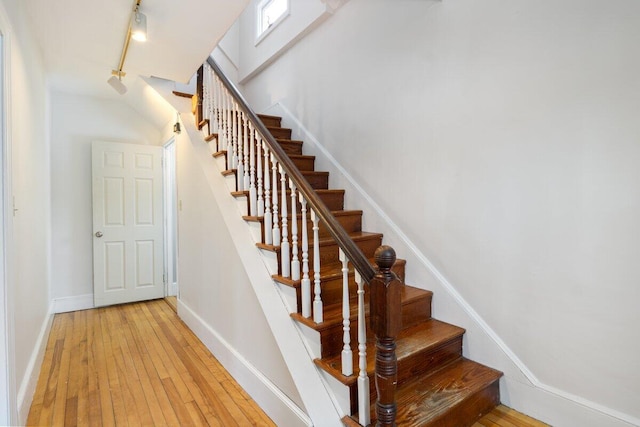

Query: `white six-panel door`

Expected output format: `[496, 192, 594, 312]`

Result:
[92, 141, 164, 307]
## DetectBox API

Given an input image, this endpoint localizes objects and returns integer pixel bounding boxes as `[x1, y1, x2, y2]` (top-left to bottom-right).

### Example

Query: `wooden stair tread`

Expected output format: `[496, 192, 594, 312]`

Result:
[272, 256, 405, 287]
[288, 154, 315, 160]
[198, 118, 209, 130]
[276, 138, 304, 145]
[315, 319, 465, 385]
[380, 358, 502, 427]
[204, 133, 217, 142]
[232, 188, 345, 199]
[243, 209, 362, 222]
[256, 231, 383, 253]
[222, 168, 327, 177]
[172, 90, 193, 98]
[291, 284, 431, 332]
[257, 113, 281, 120]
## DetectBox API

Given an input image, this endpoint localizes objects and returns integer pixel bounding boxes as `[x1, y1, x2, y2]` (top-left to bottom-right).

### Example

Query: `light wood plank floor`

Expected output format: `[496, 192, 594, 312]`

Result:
[474, 405, 550, 427]
[27, 298, 548, 427]
[27, 299, 276, 426]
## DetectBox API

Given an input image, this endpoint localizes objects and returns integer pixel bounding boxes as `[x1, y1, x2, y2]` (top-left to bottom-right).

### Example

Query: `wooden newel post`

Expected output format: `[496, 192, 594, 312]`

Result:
[370, 245, 402, 427]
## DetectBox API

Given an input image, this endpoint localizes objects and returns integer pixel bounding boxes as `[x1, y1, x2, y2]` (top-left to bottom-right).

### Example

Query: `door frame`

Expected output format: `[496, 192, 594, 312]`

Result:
[163, 137, 178, 297]
[0, 5, 16, 424]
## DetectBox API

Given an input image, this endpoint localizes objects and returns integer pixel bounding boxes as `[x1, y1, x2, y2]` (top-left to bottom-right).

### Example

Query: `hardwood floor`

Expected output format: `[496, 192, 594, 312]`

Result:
[164, 295, 178, 313]
[27, 299, 276, 426]
[474, 405, 550, 426]
[27, 298, 548, 427]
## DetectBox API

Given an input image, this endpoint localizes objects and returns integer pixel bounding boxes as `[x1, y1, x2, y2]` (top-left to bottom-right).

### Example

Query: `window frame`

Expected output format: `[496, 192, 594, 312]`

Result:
[255, 0, 290, 46]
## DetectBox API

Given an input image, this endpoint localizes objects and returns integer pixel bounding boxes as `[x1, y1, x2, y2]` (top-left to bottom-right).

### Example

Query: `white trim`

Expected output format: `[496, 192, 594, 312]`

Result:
[0, 3, 15, 424]
[52, 294, 94, 314]
[255, 0, 290, 46]
[268, 101, 640, 427]
[179, 299, 311, 427]
[163, 137, 178, 297]
[16, 304, 54, 424]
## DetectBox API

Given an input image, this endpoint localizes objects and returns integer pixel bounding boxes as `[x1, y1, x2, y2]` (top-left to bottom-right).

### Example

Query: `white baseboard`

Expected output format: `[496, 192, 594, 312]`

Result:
[177, 299, 311, 427]
[17, 303, 54, 425]
[52, 293, 94, 313]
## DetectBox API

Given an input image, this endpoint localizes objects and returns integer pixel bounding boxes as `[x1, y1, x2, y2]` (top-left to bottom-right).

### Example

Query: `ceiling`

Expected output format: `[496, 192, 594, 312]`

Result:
[24, 0, 249, 123]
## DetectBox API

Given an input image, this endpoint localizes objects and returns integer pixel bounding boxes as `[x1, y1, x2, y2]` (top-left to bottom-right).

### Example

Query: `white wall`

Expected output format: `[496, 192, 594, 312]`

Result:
[0, 0, 51, 423]
[50, 92, 162, 302]
[174, 118, 305, 414]
[238, 0, 640, 425]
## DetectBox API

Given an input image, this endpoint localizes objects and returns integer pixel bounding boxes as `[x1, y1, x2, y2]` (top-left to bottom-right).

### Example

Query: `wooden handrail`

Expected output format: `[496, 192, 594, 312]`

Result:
[206, 57, 376, 283]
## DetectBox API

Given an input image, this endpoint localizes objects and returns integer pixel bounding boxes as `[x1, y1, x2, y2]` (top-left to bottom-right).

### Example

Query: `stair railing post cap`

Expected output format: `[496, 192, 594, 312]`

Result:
[374, 245, 396, 270]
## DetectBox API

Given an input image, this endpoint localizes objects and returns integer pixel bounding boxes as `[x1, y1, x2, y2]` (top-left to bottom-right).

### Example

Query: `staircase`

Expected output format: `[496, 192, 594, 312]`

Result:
[196, 60, 503, 426]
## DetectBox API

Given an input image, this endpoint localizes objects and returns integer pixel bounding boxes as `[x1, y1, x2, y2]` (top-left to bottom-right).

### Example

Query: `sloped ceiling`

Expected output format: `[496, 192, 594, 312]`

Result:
[24, 0, 248, 101]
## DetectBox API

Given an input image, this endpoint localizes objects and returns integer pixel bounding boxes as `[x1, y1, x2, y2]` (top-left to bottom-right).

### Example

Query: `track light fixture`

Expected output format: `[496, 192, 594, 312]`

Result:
[107, 0, 147, 94]
[131, 8, 147, 42]
[107, 72, 127, 95]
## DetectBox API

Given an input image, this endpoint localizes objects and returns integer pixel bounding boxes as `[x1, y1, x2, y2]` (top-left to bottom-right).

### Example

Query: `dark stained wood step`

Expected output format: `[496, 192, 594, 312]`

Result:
[292, 285, 432, 358]
[316, 320, 465, 413]
[301, 171, 329, 190]
[222, 168, 328, 192]
[244, 210, 362, 246]
[275, 139, 304, 156]
[172, 90, 194, 98]
[198, 118, 209, 130]
[267, 126, 292, 139]
[273, 257, 405, 310]
[288, 154, 315, 171]
[213, 150, 314, 173]
[353, 358, 502, 427]
[257, 231, 383, 275]
[233, 189, 346, 213]
[258, 113, 282, 128]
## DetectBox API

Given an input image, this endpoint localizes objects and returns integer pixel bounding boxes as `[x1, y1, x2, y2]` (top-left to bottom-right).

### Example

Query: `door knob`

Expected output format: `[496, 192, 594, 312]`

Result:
[95, 231, 103, 238]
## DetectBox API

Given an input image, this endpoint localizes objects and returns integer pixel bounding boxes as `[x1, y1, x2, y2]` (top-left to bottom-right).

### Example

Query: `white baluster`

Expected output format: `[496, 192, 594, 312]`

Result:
[237, 111, 245, 191]
[290, 180, 300, 281]
[227, 96, 234, 170]
[256, 131, 265, 217]
[263, 144, 272, 245]
[206, 67, 213, 128]
[271, 153, 280, 246]
[202, 68, 209, 129]
[339, 249, 353, 376]
[355, 270, 370, 426]
[279, 165, 290, 278]
[243, 114, 251, 191]
[299, 196, 311, 318]
[226, 95, 232, 170]
[215, 77, 222, 135]
[311, 209, 323, 323]
[211, 74, 218, 151]
[248, 123, 257, 216]
[232, 102, 239, 170]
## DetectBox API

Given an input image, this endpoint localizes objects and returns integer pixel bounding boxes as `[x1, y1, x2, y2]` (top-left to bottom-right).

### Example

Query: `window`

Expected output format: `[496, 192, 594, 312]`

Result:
[256, 0, 289, 43]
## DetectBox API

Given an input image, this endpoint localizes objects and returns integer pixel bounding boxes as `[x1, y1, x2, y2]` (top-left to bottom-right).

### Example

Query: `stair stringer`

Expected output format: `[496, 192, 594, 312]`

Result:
[179, 111, 345, 427]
